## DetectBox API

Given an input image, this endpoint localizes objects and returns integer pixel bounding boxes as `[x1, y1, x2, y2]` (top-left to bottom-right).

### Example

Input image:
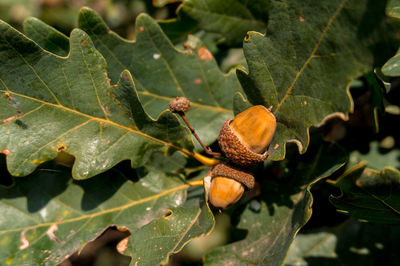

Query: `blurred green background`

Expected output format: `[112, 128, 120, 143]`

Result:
[0, 0, 176, 39]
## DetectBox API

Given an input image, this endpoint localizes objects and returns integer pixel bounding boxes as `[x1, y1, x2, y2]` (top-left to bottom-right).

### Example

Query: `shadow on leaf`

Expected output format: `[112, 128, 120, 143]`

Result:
[0, 162, 71, 212]
[255, 133, 347, 216]
[74, 168, 130, 211]
[0, 160, 137, 213]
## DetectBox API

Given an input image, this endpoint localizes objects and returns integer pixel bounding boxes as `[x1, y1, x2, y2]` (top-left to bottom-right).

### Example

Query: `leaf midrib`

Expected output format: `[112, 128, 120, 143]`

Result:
[171, 208, 202, 253]
[0, 182, 192, 234]
[0, 89, 192, 156]
[78, 38, 110, 120]
[274, 0, 348, 114]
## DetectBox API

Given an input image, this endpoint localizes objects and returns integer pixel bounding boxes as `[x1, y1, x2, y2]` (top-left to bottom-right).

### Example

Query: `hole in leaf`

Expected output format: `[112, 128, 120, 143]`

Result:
[164, 210, 173, 218]
[57, 144, 66, 152]
[54, 151, 75, 167]
[58, 225, 131, 266]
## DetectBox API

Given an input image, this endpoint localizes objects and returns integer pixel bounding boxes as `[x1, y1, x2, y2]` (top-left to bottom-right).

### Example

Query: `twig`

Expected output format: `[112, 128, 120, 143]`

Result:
[178, 112, 221, 157]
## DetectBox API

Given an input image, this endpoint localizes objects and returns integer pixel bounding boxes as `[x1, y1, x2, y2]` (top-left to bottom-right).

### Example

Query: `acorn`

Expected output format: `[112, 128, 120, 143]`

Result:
[168, 96, 191, 113]
[218, 105, 276, 166]
[208, 163, 255, 209]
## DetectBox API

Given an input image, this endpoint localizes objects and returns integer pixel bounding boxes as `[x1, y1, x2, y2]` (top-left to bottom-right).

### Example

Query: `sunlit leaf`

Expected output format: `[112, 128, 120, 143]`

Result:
[0, 20, 194, 179]
[77, 8, 242, 148]
[23, 17, 69, 57]
[382, 46, 400, 77]
[0, 163, 213, 264]
[129, 188, 214, 265]
[22, 10, 241, 152]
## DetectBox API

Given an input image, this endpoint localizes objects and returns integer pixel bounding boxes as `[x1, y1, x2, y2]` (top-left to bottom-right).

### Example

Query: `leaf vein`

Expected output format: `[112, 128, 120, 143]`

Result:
[144, 28, 186, 97]
[78, 40, 110, 120]
[0, 182, 192, 235]
[0, 202, 41, 224]
[0, 89, 194, 158]
[198, 60, 221, 108]
[2, 36, 62, 105]
[274, 0, 348, 113]
[14, 119, 93, 173]
[170, 208, 201, 253]
[60, 62, 76, 109]
[93, 131, 129, 160]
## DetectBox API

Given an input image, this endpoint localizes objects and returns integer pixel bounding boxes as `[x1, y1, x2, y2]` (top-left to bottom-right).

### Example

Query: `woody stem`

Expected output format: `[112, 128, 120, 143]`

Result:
[179, 113, 221, 157]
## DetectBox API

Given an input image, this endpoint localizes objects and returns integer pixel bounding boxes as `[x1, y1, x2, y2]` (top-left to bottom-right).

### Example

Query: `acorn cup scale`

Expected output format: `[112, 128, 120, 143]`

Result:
[218, 105, 276, 166]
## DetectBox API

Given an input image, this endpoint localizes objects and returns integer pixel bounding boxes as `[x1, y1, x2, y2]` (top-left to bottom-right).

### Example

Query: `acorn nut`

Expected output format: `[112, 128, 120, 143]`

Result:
[168, 96, 191, 113]
[208, 163, 255, 209]
[218, 105, 276, 166]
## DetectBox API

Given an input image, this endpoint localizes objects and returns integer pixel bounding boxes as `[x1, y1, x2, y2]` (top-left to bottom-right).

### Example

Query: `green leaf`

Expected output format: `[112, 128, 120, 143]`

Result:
[382, 47, 400, 77]
[374, 68, 392, 95]
[0, 163, 213, 264]
[379, 1, 400, 92]
[22, 17, 70, 57]
[236, 0, 390, 160]
[365, 72, 384, 133]
[349, 141, 400, 170]
[172, 0, 269, 46]
[159, 7, 199, 44]
[21, 9, 241, 150]
[129, 189, 214, 265]
[387, 0, 400, 19]
[286, 220, 400, 265]
[329, 162, 400, 224]
[77, 8, 242, 148]
[286, 229, 338, 265]
[204, 135, 347, 265]
[0, 20, 193, 179]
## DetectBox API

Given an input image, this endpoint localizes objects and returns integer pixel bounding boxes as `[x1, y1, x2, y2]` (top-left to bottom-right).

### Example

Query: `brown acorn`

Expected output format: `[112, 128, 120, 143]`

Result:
[208, 163, 255, 209]
[168, 96, 191, 113]
[218, 105, 276, 166]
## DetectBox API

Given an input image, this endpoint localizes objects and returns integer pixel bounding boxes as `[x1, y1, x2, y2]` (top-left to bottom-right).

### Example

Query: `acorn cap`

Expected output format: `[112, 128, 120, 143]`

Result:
[218, 105, 276, 166]
[218, 119, 268, 166]
[211, 162, 255, 190]
[169, 96, 191, 113]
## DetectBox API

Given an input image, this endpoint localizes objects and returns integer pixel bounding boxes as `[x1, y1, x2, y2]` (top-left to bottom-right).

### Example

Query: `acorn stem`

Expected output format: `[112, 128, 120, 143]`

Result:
[192, 152, 220, 166]
[179, 113, 222, 157]
[187, 179, 204, 186]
